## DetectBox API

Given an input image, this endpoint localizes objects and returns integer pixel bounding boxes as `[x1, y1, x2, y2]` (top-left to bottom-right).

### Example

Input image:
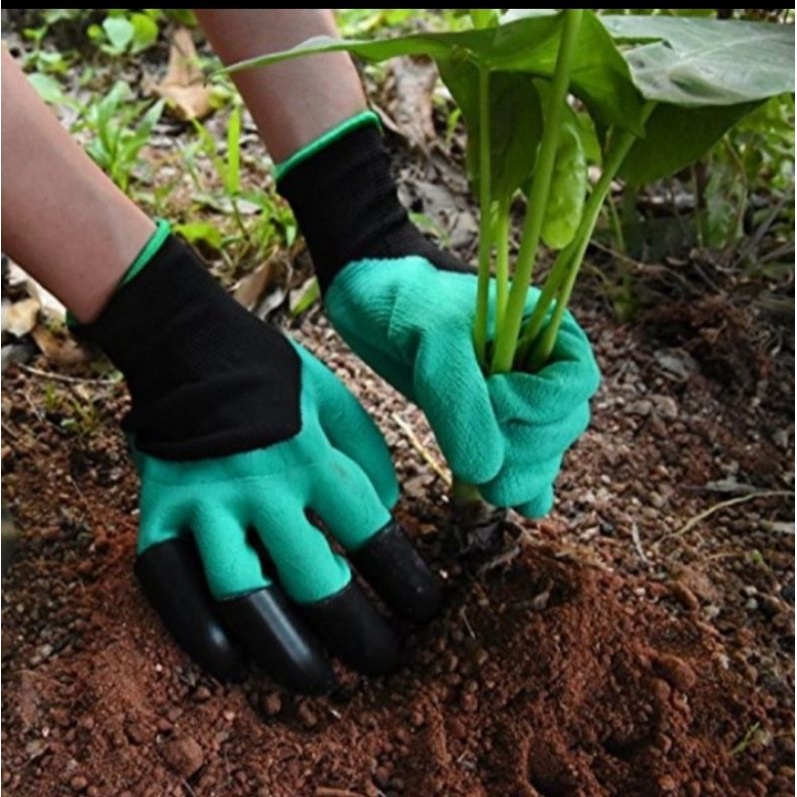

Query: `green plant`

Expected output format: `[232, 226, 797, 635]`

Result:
[87, 10, 160, 57]
[179, 105, 297, 263]
[222, 10, 793, 495]
[74, 81, 165, 192]
[223, 11, 792, 363]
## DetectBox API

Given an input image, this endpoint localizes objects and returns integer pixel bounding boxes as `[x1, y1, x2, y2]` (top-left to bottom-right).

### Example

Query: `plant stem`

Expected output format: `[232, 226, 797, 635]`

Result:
[607, 191, 626, 254]
[490, 9, 583, 374]
[525, 103, 656, 371]
[515, 243, 575, 363]
[451, 477, 483, 506]
[473, 64, 493, 367]
[494, 196, 510, 332]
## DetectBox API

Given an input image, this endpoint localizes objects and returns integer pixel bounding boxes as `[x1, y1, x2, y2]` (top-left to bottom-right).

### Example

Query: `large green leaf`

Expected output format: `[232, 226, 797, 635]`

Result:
[605, 16, 794, 183]
[223, 11, 646, 135]
[602, 16, 795, 106]
[440, 65, 542, 201]
[619, 101, 759, 184]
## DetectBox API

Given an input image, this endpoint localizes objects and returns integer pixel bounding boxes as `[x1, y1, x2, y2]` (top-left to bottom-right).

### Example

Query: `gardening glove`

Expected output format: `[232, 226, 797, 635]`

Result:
[76, 223, 441, 692]
[278, 113, 601, 518]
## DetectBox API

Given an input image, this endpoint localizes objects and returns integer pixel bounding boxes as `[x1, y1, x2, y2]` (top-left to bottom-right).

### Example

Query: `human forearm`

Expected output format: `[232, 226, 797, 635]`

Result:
[195, 10, 366, 161]
[0, 49, 154, 323]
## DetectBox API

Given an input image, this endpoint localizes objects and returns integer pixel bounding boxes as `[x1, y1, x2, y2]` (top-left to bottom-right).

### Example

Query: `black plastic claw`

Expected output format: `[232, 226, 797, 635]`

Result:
[135, 538, 247, 683]
[301, 579, 399, 676]
[350, 521, 443, 624]
[219, 586, 338, 695]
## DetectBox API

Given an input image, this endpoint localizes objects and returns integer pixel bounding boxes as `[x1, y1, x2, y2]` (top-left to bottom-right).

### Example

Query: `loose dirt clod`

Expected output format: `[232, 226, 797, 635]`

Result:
[160, 736, 204, 779]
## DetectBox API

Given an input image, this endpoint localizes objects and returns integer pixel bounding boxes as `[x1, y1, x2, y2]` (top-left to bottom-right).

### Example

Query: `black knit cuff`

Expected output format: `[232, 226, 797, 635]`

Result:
[76, 236, 301, 460]
[277, 124, 465, 292]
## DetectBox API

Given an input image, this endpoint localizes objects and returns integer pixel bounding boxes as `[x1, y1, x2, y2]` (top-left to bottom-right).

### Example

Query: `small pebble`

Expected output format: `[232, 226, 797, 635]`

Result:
[297, 704, 318, 729]
[658, 775, 677, 791]
[160, 736, 204, 779]
[261, 692, 282, 717]
[70, 775, 88, 792]
[655, 654, 697, 692]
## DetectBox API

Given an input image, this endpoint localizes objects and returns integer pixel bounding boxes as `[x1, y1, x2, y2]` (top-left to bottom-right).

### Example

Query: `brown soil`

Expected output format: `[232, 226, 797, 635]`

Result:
[2, 299, 794, 797]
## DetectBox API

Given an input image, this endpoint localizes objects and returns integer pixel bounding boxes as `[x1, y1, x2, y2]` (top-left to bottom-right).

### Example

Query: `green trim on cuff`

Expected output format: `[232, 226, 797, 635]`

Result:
[66, 219, 172, 329]
[274, 110, 381, 184]
[121, 218, 171, 287]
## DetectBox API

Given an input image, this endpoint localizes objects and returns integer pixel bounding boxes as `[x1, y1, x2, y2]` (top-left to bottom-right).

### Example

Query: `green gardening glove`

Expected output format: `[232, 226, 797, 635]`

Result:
[76, 224, 441, 692]
[278, 113, 601, 518]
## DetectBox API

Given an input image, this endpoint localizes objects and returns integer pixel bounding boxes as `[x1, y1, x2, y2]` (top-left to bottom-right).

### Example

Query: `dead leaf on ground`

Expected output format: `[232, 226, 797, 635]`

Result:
[233, 256, 290, 319]
[386, 56, 438, 152]
[2, 298, 41, 338]
[152, 28, 212, 121]
[30, 325, 90, 367]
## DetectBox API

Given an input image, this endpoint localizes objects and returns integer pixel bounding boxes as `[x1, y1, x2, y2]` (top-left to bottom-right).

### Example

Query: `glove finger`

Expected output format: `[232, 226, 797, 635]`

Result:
[414, 336, 503, 484]
[135, 536, 246, 683]
[253, 499, 399, 675]
[479, 453, 563, 509]
[300, 348, 399, 510]
[311, 453, 442, 624]
[189, 503, 337, 692]
[500, 403, 592, 464]
[515, 484, 556, 519]
[489, 326, 600, 426]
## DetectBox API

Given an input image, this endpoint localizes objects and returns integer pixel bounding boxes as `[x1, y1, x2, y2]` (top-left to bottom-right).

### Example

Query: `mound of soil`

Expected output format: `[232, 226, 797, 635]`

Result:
[2, 306, 793, 797]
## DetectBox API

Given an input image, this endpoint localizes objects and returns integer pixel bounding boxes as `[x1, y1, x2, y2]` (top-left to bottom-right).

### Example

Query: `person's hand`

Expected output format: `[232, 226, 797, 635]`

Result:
[279, 119, 600, 517]
[78, 231, 441, 692]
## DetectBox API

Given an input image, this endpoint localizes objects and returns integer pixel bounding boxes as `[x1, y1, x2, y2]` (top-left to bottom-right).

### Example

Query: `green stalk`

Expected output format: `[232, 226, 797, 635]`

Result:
[451, 478, 482, 506]
[494, 197, 511, 332]
[490, 9, 583, 375]
[524, 103, 656, 371]
[514, 243, 575, 364]
[472, 64, 493, 367]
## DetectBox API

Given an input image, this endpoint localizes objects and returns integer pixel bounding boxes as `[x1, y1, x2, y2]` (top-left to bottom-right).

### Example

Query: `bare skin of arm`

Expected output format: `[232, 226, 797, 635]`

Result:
[1, 49, 154, 323]
[2, 12, 363, 321]
[195, 10, 366, 162]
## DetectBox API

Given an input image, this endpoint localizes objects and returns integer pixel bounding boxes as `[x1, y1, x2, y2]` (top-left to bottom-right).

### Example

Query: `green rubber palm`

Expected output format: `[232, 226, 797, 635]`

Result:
[134, 342, 397, 605]
[325, 257, 601, 518]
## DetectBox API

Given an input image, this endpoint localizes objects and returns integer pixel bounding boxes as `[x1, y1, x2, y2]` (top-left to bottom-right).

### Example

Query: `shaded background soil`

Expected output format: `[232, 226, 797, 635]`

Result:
[2, 294, 794, 796]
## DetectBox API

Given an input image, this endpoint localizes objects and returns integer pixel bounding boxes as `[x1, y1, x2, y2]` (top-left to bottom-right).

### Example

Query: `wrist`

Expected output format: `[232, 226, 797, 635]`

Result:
[76, 233, 300, 460]
[277, 112, 465, 293]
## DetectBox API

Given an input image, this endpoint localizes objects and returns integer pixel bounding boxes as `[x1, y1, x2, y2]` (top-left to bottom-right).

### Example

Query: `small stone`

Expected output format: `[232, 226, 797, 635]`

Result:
[685, 781, 702, 797]
[160, 736, 204, 779]
[655, 655, 697, 692]
[297, 703, 318, 729]
[461, 692, 478, 713]
[671, 582, 699, 611]
[628, 400, 652, 417]
[395, 728, 411, 744]
[374, 766, 391, 788]
[70, 775, 88, 792]
[410, 710, 425, 728]
[658, 775, 677, 791]
[261, 692, 282, 717]
[649, 677, 672, 705]
[194, 686, 211, 702]
[653, 395, 678, 420]
[473, 648, 489, 667]
[125, 723, 149, 745]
